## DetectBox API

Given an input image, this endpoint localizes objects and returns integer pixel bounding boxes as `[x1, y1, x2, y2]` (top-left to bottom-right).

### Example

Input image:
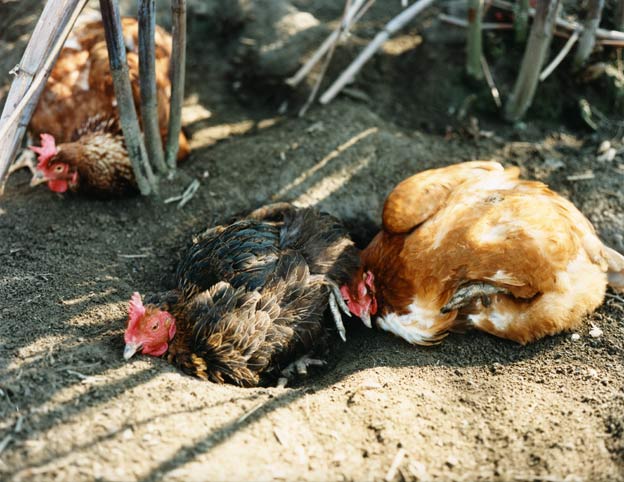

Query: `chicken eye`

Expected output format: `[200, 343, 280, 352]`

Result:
[54, 165, 64, 173]
[151, 323, 159, 331]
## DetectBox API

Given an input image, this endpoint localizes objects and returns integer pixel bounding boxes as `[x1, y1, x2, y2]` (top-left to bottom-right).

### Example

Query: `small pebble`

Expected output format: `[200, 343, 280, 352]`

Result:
[571, 333, 581, 341]
[589, 325, 603, 338]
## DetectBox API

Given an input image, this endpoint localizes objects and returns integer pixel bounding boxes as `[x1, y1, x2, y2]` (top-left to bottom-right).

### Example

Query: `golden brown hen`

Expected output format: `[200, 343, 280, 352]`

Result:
[341, 161, 624, 345]
[22, 17, 190, 197]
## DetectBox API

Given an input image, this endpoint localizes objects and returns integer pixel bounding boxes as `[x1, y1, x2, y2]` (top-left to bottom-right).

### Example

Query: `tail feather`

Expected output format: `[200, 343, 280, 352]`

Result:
[605, 245, 624, 291]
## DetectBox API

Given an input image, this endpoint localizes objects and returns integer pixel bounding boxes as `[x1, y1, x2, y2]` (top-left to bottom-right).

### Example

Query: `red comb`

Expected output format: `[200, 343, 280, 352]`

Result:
[30, 133, 57, 168]
[128, 292, 146, 328]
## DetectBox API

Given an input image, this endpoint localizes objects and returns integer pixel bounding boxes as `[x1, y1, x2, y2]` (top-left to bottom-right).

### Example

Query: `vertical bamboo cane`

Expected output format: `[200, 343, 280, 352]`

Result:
[514, 0, 530, 42]
[504, 0, 561, 122]
[100, 0, 157, 195]
[138, 0, 167, 173]
[573, 0, 605, 69]
[618, 0, 624, 32]
[466, 0, 484, 79]
[165, 0, 187, 170]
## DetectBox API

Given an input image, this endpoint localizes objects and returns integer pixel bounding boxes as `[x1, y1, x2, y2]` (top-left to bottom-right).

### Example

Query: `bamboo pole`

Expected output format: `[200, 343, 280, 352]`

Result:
[165, 0, 187, 170]
[514, 0, 530, 42]
[466, 0, 484, 79]
[504, 0, 561, 122]
[573, 0, 605, 69]
[0, 0, 88, 195]
[100, 0, 156, 195]
[138, 0, 166, 173]
[618, 0, 624, 32]
[320, 0, 436, 104]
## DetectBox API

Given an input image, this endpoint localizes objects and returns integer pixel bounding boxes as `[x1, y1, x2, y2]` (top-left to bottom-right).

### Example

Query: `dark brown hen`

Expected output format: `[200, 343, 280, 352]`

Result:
[124, 203, 360, 387]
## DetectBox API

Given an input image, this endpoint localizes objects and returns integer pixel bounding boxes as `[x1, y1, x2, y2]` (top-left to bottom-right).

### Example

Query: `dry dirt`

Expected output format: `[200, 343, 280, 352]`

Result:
[1, 1, 623, 481]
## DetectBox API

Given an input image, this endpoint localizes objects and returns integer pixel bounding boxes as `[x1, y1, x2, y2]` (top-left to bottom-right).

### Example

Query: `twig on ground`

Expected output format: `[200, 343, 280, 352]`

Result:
[0, 0, 88, 195]
[237, 401, 265, 423]
[100, 0, 157, 195]
[481, 54, 501, 108]
[566, 170, 595, 181]
[385, 448, 407, 482]
[163, 178, 200, 208]
[138, 0, 166, 173]
[320, 0, 436, 104]
[605, 292, 624, 304]
[438, 14, 513, 30]
[0, 435, 12, 455]
[118, 253, 152, 258]
[539, 28, 581, 81]
[165, 0, 187, 169]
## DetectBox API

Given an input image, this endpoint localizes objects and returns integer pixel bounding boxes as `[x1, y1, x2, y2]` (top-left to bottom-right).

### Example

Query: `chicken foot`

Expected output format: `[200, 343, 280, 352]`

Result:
[441, 282, 511, 314]
[8, 149, 37, 176]
[310, 275, 351, 342]
[276, 355, 326, 388]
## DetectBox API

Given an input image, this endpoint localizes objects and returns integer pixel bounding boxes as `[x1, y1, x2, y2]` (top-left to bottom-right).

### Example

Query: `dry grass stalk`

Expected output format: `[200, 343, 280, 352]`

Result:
[504, 0, 561, 122]
[100, 0, 157, 195]
[138, 0, 167, 173]
[466, 0, 484, 79]
[320, 0, 436, 104]
[165, 0, 187, 169]
[573, 0, 605, 69]
[0, 0, 88, 195]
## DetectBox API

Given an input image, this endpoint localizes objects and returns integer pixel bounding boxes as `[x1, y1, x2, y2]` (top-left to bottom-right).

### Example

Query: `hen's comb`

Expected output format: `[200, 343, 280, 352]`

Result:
[128, 292, 146, 328]
[30, 133, 57, 167]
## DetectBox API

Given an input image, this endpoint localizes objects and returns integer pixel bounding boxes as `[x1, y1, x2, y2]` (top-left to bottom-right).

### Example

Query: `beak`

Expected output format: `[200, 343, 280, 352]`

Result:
[360, 311, 372, 329]
[30, 170, 49, 187]
[123, 342, 142, 360]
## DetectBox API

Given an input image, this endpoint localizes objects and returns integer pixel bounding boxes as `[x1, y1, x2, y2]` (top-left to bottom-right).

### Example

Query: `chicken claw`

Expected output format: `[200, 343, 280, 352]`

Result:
[441, 282, 511, 314]
[329, 292, 347, 342]
[310, 275, 351, 341]
[277, 355, 326, 388]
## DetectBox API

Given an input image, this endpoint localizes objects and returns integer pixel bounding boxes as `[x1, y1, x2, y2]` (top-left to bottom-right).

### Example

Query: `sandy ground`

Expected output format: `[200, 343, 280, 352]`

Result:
[1, 1, 623, 481]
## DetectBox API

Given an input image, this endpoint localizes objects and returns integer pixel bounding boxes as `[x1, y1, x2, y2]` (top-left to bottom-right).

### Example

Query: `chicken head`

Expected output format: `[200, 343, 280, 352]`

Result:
[340, 270, 377, 328]
[124, 292, 176, 360]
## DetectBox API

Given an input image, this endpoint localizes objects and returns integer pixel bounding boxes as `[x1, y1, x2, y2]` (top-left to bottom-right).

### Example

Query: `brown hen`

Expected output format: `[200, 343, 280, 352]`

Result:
[341, 161, 624, 345]
[24, 16, 190, 197]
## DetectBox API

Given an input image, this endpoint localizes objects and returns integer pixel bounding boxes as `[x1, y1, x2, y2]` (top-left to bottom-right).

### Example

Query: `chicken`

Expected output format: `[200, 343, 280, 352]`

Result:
[340, 161, 624, 345]
[123, 203, 360, 387]
[19, 16, 190, 197]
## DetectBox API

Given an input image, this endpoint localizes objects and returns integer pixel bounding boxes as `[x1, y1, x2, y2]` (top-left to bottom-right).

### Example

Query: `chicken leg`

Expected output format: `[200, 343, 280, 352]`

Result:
[441, 282, 511, 314]
[277, 355, 326, 388]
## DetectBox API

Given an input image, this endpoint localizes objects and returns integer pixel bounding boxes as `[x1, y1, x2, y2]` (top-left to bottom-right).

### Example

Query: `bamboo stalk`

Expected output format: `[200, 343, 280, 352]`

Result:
[618, 0, 624, 32]
[285, 0, 371, 87]
[320, 0, 436, 104]
[466, 0, 484, 79]
[439, 14, 513, 30]
[573, 0, 605, 69]
[504, 0, 561, 122]
[539, 27, 580, 80]
[138, 0, 166, 173]
[514, 0, 530, 42]
[491, 0, 624, 42]
[0, 0, 88, 195]
[165, 0, 187, 170]
[100, 0, 156, 195]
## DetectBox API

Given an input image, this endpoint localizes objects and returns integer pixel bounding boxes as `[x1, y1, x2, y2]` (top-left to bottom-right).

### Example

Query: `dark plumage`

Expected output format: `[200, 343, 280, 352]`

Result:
[124, 203, 360, 387]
